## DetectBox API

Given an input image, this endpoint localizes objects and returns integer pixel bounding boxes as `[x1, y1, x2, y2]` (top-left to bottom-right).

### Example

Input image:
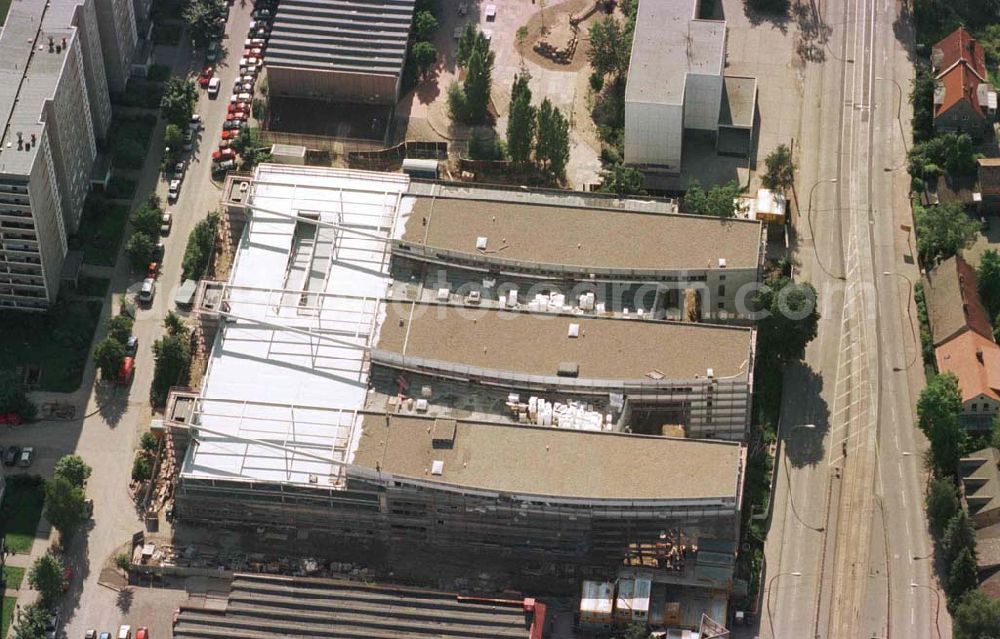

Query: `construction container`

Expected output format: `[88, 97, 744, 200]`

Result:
[580, 580, 614, 625]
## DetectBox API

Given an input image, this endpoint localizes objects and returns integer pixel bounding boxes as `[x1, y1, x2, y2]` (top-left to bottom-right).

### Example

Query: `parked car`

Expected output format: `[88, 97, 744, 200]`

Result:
[117, 357, 135, 385]
[3, 445, 20, 465]
[139, 278, 156, 305]
[126, 335, 139, 357]
[44, 611, 58, 639]
[228, 102, 249, 114]
[244, 47, 263, 57]
[189, 114, 203, 131]
[223, 119, 247, 131]
[252, 8, 272, 18]
[207, 77, 221, 98]
[118, 626, 131, 639]
[232, 91, 252, 103]
[99, 632, 111, 639]
[86, 630, 98, 639]
[197, 66, 214, 87]
[168, 179, 181, 202]
[212, 148, 236, 162]
[245, 38, 266, 47]
[221, 129, 240, 140]
[135, 628, 149, 639]
[206, 41, 219, 62]
[216, 159, 236, 172]
[84, 499, 94, 518]
[227, 112, 248, 122]
[160, 211, 173, 235]
[18, 446, 34, 467]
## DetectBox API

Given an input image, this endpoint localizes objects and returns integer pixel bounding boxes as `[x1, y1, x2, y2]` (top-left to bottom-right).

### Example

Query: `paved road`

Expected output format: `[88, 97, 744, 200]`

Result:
[0, 6, 255, 638]
[762, 0, 948, 638]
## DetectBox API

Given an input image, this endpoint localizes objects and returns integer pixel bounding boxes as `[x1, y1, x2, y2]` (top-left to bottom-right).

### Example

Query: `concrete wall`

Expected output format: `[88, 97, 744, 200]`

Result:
[43, 34, 97, 234]
[94, 0, 137, 92]
[684, 73, 724, 132]
[73, 0, 113, 141]
[960, 393, 1000, 431]
[624, 101, 683, 171]
[267, 66, 400, 105]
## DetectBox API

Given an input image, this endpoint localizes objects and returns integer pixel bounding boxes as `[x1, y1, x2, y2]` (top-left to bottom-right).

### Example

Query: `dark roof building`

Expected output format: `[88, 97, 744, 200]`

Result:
[960, 448, 1000, 601]
[265, 0, 415, 104]
[931, 27, 996, 137]
[923, 255, 992, 347]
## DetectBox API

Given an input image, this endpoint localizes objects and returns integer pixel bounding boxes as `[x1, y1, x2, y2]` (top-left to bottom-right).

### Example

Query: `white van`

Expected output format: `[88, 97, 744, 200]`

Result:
[118, 626, 131, 639]
[207, 77, 221, 98]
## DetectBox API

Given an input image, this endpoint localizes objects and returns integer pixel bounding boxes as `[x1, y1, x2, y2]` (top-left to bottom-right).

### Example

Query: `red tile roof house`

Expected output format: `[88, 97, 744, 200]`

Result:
[932, 27, 997, 139]
[926, 255, 1000, 431]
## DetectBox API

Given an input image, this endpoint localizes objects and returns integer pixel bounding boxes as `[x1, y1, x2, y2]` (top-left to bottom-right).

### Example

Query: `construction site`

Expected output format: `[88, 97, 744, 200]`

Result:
[158, 165, 763, 637]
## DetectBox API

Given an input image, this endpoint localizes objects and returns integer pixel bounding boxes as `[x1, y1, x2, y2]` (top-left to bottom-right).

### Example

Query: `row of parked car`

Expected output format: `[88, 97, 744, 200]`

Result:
[2, 444, 33, 466]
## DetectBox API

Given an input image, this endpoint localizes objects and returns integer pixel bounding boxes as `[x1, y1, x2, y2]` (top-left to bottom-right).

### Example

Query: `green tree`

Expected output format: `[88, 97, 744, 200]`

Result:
[747, 0, 790, 14]
[163, 123, 185, 155]
[132, 456, 153, 482]
[413, 10, 439, 40]
[615, 621, 650, 639]
[140, 432, 159, 452]
[943, 509, 977, 564]
[953, 589, 1000, 639]
[752, 278, 821, 365]
[93, 337, 126, 382]
[914, 202, 980, 266]
[947, 547, 980, 603]
[113, 137, 146, 170]
[43, 475, 86, 540]
[106, 314, 134, 345]
[910, 62, 936, 143]
[926, 477, 960, 538]
[979, 249, 1000, 318]
[183, 0, 226, 47]
[535, 98, 569, 181]
[164, 310, 189, 337]
[53, 455, 92, 488]
[463, 48, 493, 124]
[411, 41, 438, 79]
[0, 369, 36, 419]
[150, 333, 192, 407]
[762, 144, 796, 190]
[28, 552, 66, 604]
[506, 75, 536, 162]
[12, 602, 51, 639]
[588, 17, 630, 79]
[991, 413, 1000, 449]
[909, 133, 980, 183]
[126, 231, 156, 270]
[456, 23, 478, 66]
[182, 213, 219, 280]
[683, 180, 744, 217]
[917, 373, 967, 476]
[160, 78, 198, 128]
[132, 203, 161, 239]
[599, 163, 646, 196]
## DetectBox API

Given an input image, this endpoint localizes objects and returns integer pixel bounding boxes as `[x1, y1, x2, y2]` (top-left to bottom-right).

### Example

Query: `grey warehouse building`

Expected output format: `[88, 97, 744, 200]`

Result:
[0, 0, 138, 310]
[265, 0, 416, 104]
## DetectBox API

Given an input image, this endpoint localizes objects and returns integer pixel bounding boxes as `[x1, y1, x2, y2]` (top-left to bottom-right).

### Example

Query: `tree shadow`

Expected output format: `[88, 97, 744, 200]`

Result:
[892, 1, 920, 65]
[793, 2, 832, 64]
[742, 1, 790, 35]
[782, 362, 830, 467]
[94, 381, 127, 428]
[58, 525, 92, 627]
[116, 587, 134, 612]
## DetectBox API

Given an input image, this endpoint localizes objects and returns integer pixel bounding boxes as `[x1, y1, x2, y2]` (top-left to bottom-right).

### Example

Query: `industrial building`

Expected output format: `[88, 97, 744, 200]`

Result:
[264, 0, 416, 104]
[624, 0, 757, 175]
[170, 166, 751, 573]
[172, 574, 546, 639]
[0, 0, 138, 310]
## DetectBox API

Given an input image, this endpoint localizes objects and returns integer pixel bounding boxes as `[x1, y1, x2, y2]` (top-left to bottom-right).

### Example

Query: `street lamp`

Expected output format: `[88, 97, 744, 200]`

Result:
[910, 582, 943, 639]
[766, 571, 803, 638]
[882, 271, 919, 370]
[807, 178, 843, 280]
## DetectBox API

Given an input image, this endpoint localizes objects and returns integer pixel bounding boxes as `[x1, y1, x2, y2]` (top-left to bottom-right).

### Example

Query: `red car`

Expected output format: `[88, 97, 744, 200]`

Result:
[221, 129, 239, 140]
[197, 66, 214, 87]
[212, 148, 236, 161]
[226, 112, 248, 122]
[244, 47, 263, 57]
[136, 628, 149, 639]
[227, 102, 249, 114]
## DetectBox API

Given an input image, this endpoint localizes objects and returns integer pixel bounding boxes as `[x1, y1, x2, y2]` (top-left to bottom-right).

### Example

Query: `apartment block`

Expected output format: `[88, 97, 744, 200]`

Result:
[94, 0, 138, 92]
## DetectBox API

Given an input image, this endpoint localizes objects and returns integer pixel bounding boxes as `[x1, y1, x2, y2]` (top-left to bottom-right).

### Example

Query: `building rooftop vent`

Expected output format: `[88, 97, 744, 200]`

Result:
[718, 258, 727, 268]
[431, 460, 444, 475]
[568, 323, 580, 338]
[476, 236, 488, 250]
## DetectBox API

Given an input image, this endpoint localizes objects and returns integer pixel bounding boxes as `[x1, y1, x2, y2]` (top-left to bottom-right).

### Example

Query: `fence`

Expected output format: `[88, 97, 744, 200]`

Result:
[346, 140, 449, 170]
[258, 130, 387, 155]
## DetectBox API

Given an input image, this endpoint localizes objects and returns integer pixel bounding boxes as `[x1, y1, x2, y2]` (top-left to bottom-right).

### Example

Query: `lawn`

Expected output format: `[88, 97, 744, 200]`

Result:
[75, 276, 110, 298]
[0, 300, 102, 392]
[2, 566, 24, 590]
[0, 0, 11, 25]
[75, 194, 131, 267]
[0, 477, 45, 553]
[1, 597, 15, 639]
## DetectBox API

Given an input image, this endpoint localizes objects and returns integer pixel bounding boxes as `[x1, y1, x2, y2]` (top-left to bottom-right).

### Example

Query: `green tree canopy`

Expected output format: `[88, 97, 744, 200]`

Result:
[914, 202, 980, 266]
[94, 337, 126, 382]
[947, 547, 980, 603]
[184, 0, 226, 47]
[588, 17, 631, 79]
[979, 249, 1000, 318]
[44, 475, 86, 540]
[908, 132, 981, 180]
[126, 231, 156, 270]
[506, 75, 536, 162]
[413, 10, 439, 40]
[683, 180, 743, 217]
[181, 213, 219, 280]
[164, 311, 189, 338]
[164, 123, 185, 154]
[106, 313, 134, 346]
[132, 456, 153, 482]
[753, 278, 821, 366]
[953, 589, 1000, 639]
[535, 98, 569, 181]
[12, 603, 51, 639]
[412, 41, 438, 79]
[943, 509, 977, 564]
[917, 373, 967, 476]
[462, 48, 493, 124]
[132, 201, 162, 239]
[113, 137, 146, 170]
[160, 78, 198, 128]
[910, 62, 936, 143]
[0, 369, 35, 418]
[28, 552, 66, 604]
[53, 455, 92, 488]
[599, 163, 646, 196]
[762, 144, 796, 190]
[926, 477, 960, 538]
[150, 333, 192, 407]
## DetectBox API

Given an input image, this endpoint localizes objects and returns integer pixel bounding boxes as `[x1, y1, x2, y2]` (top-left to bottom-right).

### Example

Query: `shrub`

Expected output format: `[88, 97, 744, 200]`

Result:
[132, 456, 152, 482]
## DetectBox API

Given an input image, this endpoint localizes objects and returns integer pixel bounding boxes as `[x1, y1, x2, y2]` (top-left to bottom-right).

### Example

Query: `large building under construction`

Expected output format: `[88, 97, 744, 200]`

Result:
[172, 166, 760, 568]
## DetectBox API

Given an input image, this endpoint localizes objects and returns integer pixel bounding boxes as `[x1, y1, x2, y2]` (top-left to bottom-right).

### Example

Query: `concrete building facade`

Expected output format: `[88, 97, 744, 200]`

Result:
[93, 0, 137, 92]
[0, 0, 134, 310]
